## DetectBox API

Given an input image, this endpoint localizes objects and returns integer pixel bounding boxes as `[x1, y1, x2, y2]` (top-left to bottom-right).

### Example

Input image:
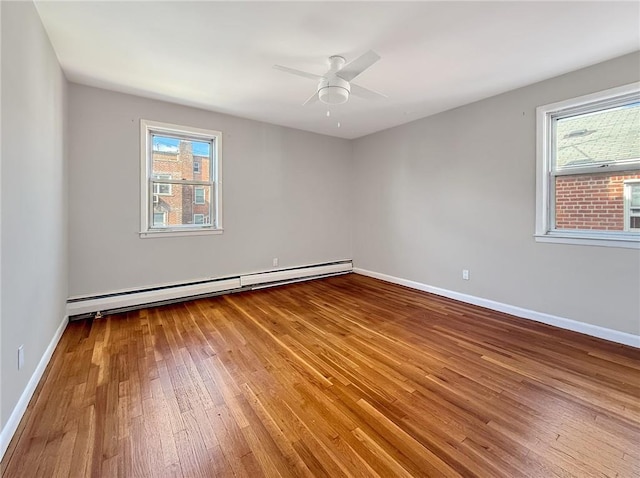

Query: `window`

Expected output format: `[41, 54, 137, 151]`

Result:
[153, 212, 167, 226]
[153, 174, 172, 196]
[536, 83, 640, 248]
[625, 180, 640, 231]
[194, 186, 205, 205]
[140, 120, 222, 237]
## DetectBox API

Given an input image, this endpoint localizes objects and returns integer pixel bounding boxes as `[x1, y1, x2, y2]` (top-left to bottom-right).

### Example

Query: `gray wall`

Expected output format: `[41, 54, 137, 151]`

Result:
[352, 52, 640, 336]
[1, 2, 68, 427]
[68, 85, 352, 297]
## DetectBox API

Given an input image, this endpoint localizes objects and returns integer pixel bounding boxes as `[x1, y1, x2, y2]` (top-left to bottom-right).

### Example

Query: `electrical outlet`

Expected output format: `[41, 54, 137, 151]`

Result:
[462, 269, 470, 280]
[18, 345, 24, 370]
[273, 257, 279, 267]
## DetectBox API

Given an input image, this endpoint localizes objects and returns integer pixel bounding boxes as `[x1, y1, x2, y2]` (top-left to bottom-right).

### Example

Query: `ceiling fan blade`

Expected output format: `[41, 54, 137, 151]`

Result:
[273, 65, 323, 80]
[350, 83, 387, 100]
[336, 50, 381, 82]
[302, 91, 319, 106]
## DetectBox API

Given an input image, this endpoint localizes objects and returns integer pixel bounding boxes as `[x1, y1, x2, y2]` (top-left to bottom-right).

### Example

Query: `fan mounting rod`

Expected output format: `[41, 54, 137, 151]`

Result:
[328, 55, 346, 71]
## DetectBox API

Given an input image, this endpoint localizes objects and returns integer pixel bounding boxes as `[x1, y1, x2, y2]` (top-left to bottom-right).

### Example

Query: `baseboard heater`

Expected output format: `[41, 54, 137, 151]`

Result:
[67, 260, 352, 320]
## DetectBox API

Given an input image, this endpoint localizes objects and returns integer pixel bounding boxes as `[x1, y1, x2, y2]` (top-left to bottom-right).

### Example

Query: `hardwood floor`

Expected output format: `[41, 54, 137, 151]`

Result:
[2, 273, 639, 477]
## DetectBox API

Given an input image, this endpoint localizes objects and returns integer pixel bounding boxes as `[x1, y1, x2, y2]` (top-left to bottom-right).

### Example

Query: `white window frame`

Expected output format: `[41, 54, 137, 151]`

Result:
[140, 119, 223, 238]
[193, 161, 201, 173]
[624, 180, 640, 232]
[193, 213, 205, 224]
[535, 83, 640, 249]
[194, 186, 205, 205]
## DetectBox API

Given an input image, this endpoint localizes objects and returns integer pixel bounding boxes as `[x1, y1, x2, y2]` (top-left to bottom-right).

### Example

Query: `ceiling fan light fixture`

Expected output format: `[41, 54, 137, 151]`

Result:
[319, 86, 349, 104]
[318, 77, 350, 105]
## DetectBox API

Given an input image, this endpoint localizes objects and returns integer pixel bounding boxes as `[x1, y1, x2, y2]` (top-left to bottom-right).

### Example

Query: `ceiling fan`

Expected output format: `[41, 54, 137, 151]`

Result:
[273, 50, 386, 106]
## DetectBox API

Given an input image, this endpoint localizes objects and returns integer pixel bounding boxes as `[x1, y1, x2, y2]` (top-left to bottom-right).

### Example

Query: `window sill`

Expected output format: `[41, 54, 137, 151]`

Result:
[534, 232, 640, 249]
[140, 228, 224, 239]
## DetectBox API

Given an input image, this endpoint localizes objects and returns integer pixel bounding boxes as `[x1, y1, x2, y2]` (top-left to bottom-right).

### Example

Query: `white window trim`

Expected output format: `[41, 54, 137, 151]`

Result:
[193, 213, 205, 224]
[140, 119, 223, 238]
[535, 82, 640, 249]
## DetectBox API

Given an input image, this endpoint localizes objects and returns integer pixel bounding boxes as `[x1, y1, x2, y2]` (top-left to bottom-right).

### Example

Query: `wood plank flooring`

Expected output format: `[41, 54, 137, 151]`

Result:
[2, 273, 639, 477]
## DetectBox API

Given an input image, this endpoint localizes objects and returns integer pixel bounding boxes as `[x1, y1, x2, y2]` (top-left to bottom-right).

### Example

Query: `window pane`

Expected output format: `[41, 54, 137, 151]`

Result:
[555, 170, 640, 231]
[152, 134, 211, 181]
[152, 184, 212, 228]
[555, 102, 640, 170]
[631, 217, 640, 229]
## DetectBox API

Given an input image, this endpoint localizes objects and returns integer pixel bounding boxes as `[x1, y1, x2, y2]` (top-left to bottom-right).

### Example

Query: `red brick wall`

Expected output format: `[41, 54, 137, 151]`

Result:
[555, 171, 640, 230]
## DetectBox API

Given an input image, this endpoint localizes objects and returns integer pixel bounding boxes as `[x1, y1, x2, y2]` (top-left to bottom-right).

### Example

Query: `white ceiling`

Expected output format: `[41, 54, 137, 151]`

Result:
[35, 1, 639, 139]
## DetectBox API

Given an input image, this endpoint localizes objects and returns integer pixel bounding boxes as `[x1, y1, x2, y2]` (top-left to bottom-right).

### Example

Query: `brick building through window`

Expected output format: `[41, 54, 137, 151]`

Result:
[555, 171, 640, 231]
[152, 140, 212, 227]
[549, 94, 639, 235]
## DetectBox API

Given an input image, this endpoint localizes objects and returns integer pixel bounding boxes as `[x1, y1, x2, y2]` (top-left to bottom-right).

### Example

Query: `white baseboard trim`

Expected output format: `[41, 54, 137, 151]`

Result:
[354, 268, 640, 348]
[0, 314, 69, 461]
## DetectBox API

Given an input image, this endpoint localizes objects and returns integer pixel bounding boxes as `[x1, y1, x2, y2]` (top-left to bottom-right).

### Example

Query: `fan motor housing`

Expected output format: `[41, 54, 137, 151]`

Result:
[318, 77, 350, 105]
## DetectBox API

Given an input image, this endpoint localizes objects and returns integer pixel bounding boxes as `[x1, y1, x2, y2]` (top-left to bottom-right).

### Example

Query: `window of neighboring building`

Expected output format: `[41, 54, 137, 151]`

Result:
[536, 83, 640, 248]
[140, 120, 222, 237]
[153, 173, 172, 196]
[194, 186, 205, 205]
[625, 180, 640, 231]
[153, 212, 167, 227]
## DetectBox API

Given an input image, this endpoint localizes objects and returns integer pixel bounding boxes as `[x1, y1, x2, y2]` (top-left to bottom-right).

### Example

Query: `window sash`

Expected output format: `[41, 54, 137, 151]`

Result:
[550, 96, 640, 174]
[550, 92, 639, 120]
[148, 184, 216, 230]
[549, 170, 640, 234]
[150, 132, 214, 183]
